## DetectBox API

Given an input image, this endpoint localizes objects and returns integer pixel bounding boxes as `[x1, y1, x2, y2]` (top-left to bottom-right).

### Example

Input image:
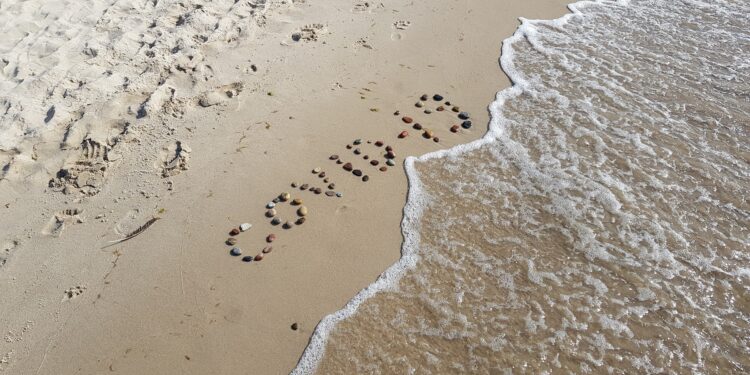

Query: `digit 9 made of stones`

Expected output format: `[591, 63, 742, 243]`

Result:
[266, 192, 308, 229]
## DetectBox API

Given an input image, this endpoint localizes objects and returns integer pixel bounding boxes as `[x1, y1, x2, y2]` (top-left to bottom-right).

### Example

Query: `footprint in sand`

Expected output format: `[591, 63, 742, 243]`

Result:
[391, 20, 411, 41]
[158, 141, 191, 178]
[42, 208, 84, 237]
[62, 285, 86, 301]
[1, 239, 19, 269]
[291, 24, 328, 43]
[198, 82, 243, 108]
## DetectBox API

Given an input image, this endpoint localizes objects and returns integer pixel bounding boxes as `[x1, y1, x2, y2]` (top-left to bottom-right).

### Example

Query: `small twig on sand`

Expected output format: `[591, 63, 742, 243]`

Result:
[101, 217, 161, 249]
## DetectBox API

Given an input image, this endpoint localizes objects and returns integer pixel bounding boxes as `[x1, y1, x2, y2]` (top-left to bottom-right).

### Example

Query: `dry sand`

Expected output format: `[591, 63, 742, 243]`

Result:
[0, 0, 568, 373]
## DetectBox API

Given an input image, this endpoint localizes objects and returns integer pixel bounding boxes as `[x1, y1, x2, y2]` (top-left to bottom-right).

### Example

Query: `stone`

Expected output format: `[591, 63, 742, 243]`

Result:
[325, 191, 336, 196]
[266, 234, 276, 243]
[291, 182, 298, 188]
[380, 166, 388, 172]
[399, 131, 408, 138]
[346, 144, 352, 149]
[301, 184, 309, 190]
[353, 169, 363, 177]
[318, 172, 326, 178]
[433, 137, 440, 142]
[423, 130, 434, 139]
[386, 159, 396, 166]
[413, 123, 423, 130]
[296, 217, 306, 224]
[273, 197, 281, 203]
[280, 192, 291, 201]
[437, 106, 445, 112]
[402, 116, 413, 124]
[242, 256, 254, 262]
[336, 160, 343, 164]
[370, 160, 379, 166]
[450, 125, 460, 133]
[393, 110, 400, 116]
[291, 32, 302, 41]
[445, 101, 452, 106]
[433, 94, 444, 101]
[386, 151, 396, 159]
[298, 206, 308, 216]
[415, 102, 423, 108]
[226, 238, 238, 246]
[353, 139, 362, 145]
[271, 217, 281, 225]
[385, 145, 393, 152]
[312, 167, 321, 173]
[324, 178, 330, 183]
[458, 111, 470, 120]
[254, 253, 264, 261]
[309, 186, 316, 191]
[363, 155, 369, 160]
[266, 209, 277, 217]
[292, 198, 303, 205]
[461, 120, 472, 129]
[266, 202, 276, 209]
[420, 94, 429, 101]
[240, 223, 252, 232]
[314, 187, 322, 194]
[262, 246, 273, 254]
[362, 175, 370, 182]
[452, 106, 460, 112]
[291, 322, 299, 331]
[424, 109, 432, 114]
[229, 228, 240, 236]
[283, 221, 292, 229]
[336, 192, 343, 197]
[230, 247, 242, 256]
[354, 148, 361, 155]
[330, 154, 339, 160]
[375, 141, 384, 147]
[328, 183, 336, 189]
[343, 163, 353, 171]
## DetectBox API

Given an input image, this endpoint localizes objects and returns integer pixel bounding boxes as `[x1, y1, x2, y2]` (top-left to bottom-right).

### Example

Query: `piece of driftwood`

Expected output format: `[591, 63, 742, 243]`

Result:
[102, 217, 160, 249]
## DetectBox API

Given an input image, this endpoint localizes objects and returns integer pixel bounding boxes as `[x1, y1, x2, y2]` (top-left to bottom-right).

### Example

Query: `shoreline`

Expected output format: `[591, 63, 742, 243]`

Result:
[0, 0, 570, 373]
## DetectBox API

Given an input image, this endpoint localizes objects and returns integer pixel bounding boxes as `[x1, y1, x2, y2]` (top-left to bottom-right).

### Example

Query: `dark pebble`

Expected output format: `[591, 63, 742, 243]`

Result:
[353, 169, 363, 177]
[242, 256, 254, 262]
[393, 110, 400, 116]
[458, 112, 470, 120]
[343, 163, 353, 171]
[452, 106, 460, 112]
[386, 151, 396, 159]
[433, 137, 440, 142]
[291, 323, 299, 331]
[402, 116, 413, 124]
[314, 188, 322, 194]
[229, 228, 240, 236]
[354, 148, 361, 155]
[362, 175, 369, 182]
[379, 166, 388, 172]
[330, 155, 339, 160]
[230, 247, 242, 256]
[375, 141, 384, 147]
[325, 191, 336, 196]
[296, 217, 306, 225]
[420, 94, 429, 101]
[291, 32, 301, 42]
[461, 120, 472, 129]
[385, 145, 393, 152]
[433, 94, 444, 101]
[271, 217, 281, 225]
[262, 246, 273, 254]
[319, 172, 326, 178]
[413, 123, 423, 130]
[399, 131, 408, 138]
[353, 139, 362, 145]
[450, 125, 460, 133]
[436, 106, 445, 112]
[370, 160, 379, 166]
[336, 160, 343, 164]
[301, 184, 309, 190]
[328, 183, 336, 189]
[254, 254, 264, 261]
[445, 101, 452, 106]
[267, 234, 276, 243]
[346, 144, 352, 149]
[363, 155, 369, 160]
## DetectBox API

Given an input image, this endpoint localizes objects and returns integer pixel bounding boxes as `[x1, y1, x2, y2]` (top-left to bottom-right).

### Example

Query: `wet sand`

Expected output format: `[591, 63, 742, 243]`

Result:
[0, 0, 569, 373]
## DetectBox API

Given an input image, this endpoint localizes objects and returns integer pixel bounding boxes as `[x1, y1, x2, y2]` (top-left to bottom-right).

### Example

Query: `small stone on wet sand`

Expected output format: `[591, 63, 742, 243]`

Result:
[399, 131, 408, 138]
[242, 256, 254, 262]
[230, 247, 242, 256]
[266, 234, 276, 243]
[254, 254, 264, 261]
[292, 198, 303, 205]
[240, 223, 252, 232]
[312, 167, 321, 174]
[353, 169, 363, 177]
[386, 159, 396, 166]
[330, 155, 339, 160]
[402, 116, 413, 124]
[380, 166, 388, 172]
[433, 94, 444, 101]
[458, 112, 470, 120]
[229, 228, 240, 236]
[362, 175, 369, 182]
[298, 206, 308, 216]
[343, 163, 353, 171]
[461, 120, 472, 129]
[226, 238, 238, 246]
[263, 246, 273, 254]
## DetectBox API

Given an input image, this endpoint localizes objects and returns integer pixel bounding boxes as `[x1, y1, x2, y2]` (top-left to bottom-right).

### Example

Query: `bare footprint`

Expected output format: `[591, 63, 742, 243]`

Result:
[49, 138, 112, 196]
[352, 1, 385, 13]
[42, 208, 84, 237]
[158, 141, 191, 177]
[393, 20, 411, 30]
[291, 24, 328, 42]
[63, 285, 86, 301]
[198, 82, 243, 108]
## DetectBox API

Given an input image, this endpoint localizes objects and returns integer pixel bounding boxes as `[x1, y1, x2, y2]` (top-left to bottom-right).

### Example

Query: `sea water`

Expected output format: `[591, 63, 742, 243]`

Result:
[295, 0, 750, 373]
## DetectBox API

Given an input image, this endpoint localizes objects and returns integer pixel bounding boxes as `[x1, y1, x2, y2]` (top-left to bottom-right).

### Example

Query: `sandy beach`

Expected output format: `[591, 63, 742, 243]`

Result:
[0, 0, 571, 373]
